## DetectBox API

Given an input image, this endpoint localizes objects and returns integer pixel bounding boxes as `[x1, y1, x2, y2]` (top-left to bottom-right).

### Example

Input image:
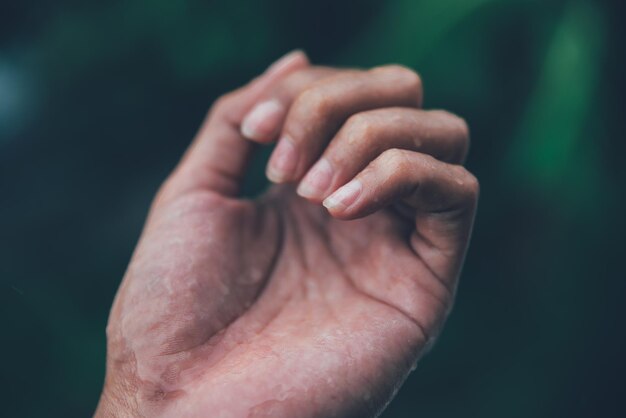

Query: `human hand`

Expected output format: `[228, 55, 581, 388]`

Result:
[95, 51, 478, 418]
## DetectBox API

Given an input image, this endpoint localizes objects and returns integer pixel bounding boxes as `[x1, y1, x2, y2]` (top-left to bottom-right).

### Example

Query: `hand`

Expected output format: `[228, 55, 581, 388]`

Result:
[96, 51, 478, 418]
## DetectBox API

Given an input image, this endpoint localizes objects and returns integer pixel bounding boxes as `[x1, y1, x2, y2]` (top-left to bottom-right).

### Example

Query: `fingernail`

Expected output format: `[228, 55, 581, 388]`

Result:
[267, 137, 297, 183]
[265, 50, 306, 76]
[323, 180, 362, 211]
[241, 99, 284, 140]
[297, 158, 333, 199]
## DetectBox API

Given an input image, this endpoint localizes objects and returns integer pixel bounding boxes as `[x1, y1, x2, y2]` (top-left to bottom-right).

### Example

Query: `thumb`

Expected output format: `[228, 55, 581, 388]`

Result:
[160, 50, 309, 201]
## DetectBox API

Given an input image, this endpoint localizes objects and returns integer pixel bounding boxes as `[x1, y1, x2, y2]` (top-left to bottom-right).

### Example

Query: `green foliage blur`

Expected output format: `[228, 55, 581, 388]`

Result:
[1, 0, 624, 416]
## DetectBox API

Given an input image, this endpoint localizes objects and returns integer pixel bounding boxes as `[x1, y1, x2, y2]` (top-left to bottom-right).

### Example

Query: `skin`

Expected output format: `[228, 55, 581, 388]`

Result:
[95, 51, 479, 418]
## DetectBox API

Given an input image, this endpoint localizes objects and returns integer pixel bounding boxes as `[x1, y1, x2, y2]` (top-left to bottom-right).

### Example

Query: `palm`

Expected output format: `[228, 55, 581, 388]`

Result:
[106, 185, 450, 417]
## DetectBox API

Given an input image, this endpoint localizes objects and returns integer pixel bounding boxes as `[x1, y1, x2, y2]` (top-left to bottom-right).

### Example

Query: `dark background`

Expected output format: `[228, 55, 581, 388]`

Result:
[1, 0, 625, 416]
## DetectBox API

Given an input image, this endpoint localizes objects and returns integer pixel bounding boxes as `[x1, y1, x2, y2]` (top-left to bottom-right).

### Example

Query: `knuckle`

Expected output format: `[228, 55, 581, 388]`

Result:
[344, 112, 376, 142]
[434, 110, 470, 139]
[379, 148, 411, 173]
[458, 120, 471, 160]
[450, 114, 471, 160]
[402, 67, 423, 93]
[455, 115, 470, 140]
[384, 64, 423, 93]
[296, 86, 333, 116]
[458, 168, 480, 201]
[370, 64, 423, 105]
[467, 173, 480, 197]
[432, 110, 471, 161]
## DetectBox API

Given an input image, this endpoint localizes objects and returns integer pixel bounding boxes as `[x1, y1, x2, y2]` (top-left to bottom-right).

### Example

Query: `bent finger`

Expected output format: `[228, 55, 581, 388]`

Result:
[323, 149, 479, 281]
[266, 65, 424, 183]
[297, 108, 469, 202]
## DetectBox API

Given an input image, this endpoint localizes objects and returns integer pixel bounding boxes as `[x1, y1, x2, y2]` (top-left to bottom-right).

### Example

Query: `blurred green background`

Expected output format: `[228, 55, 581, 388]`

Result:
[1, 0, 624, 416]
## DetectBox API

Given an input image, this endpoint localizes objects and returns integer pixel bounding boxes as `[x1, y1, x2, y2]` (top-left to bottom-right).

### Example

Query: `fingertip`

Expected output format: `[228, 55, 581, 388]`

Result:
[240, 99, 285, 142]
[296, 158, 333, 201]
[322, 197, 342, 213]
[266, 137, 298, 183]
[296, 182, 321, 201]
[240, 50, 308, 142]
[322, 179, 362, 212]
[322, 202, 358, 221]
[266, 165, 286, 184]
